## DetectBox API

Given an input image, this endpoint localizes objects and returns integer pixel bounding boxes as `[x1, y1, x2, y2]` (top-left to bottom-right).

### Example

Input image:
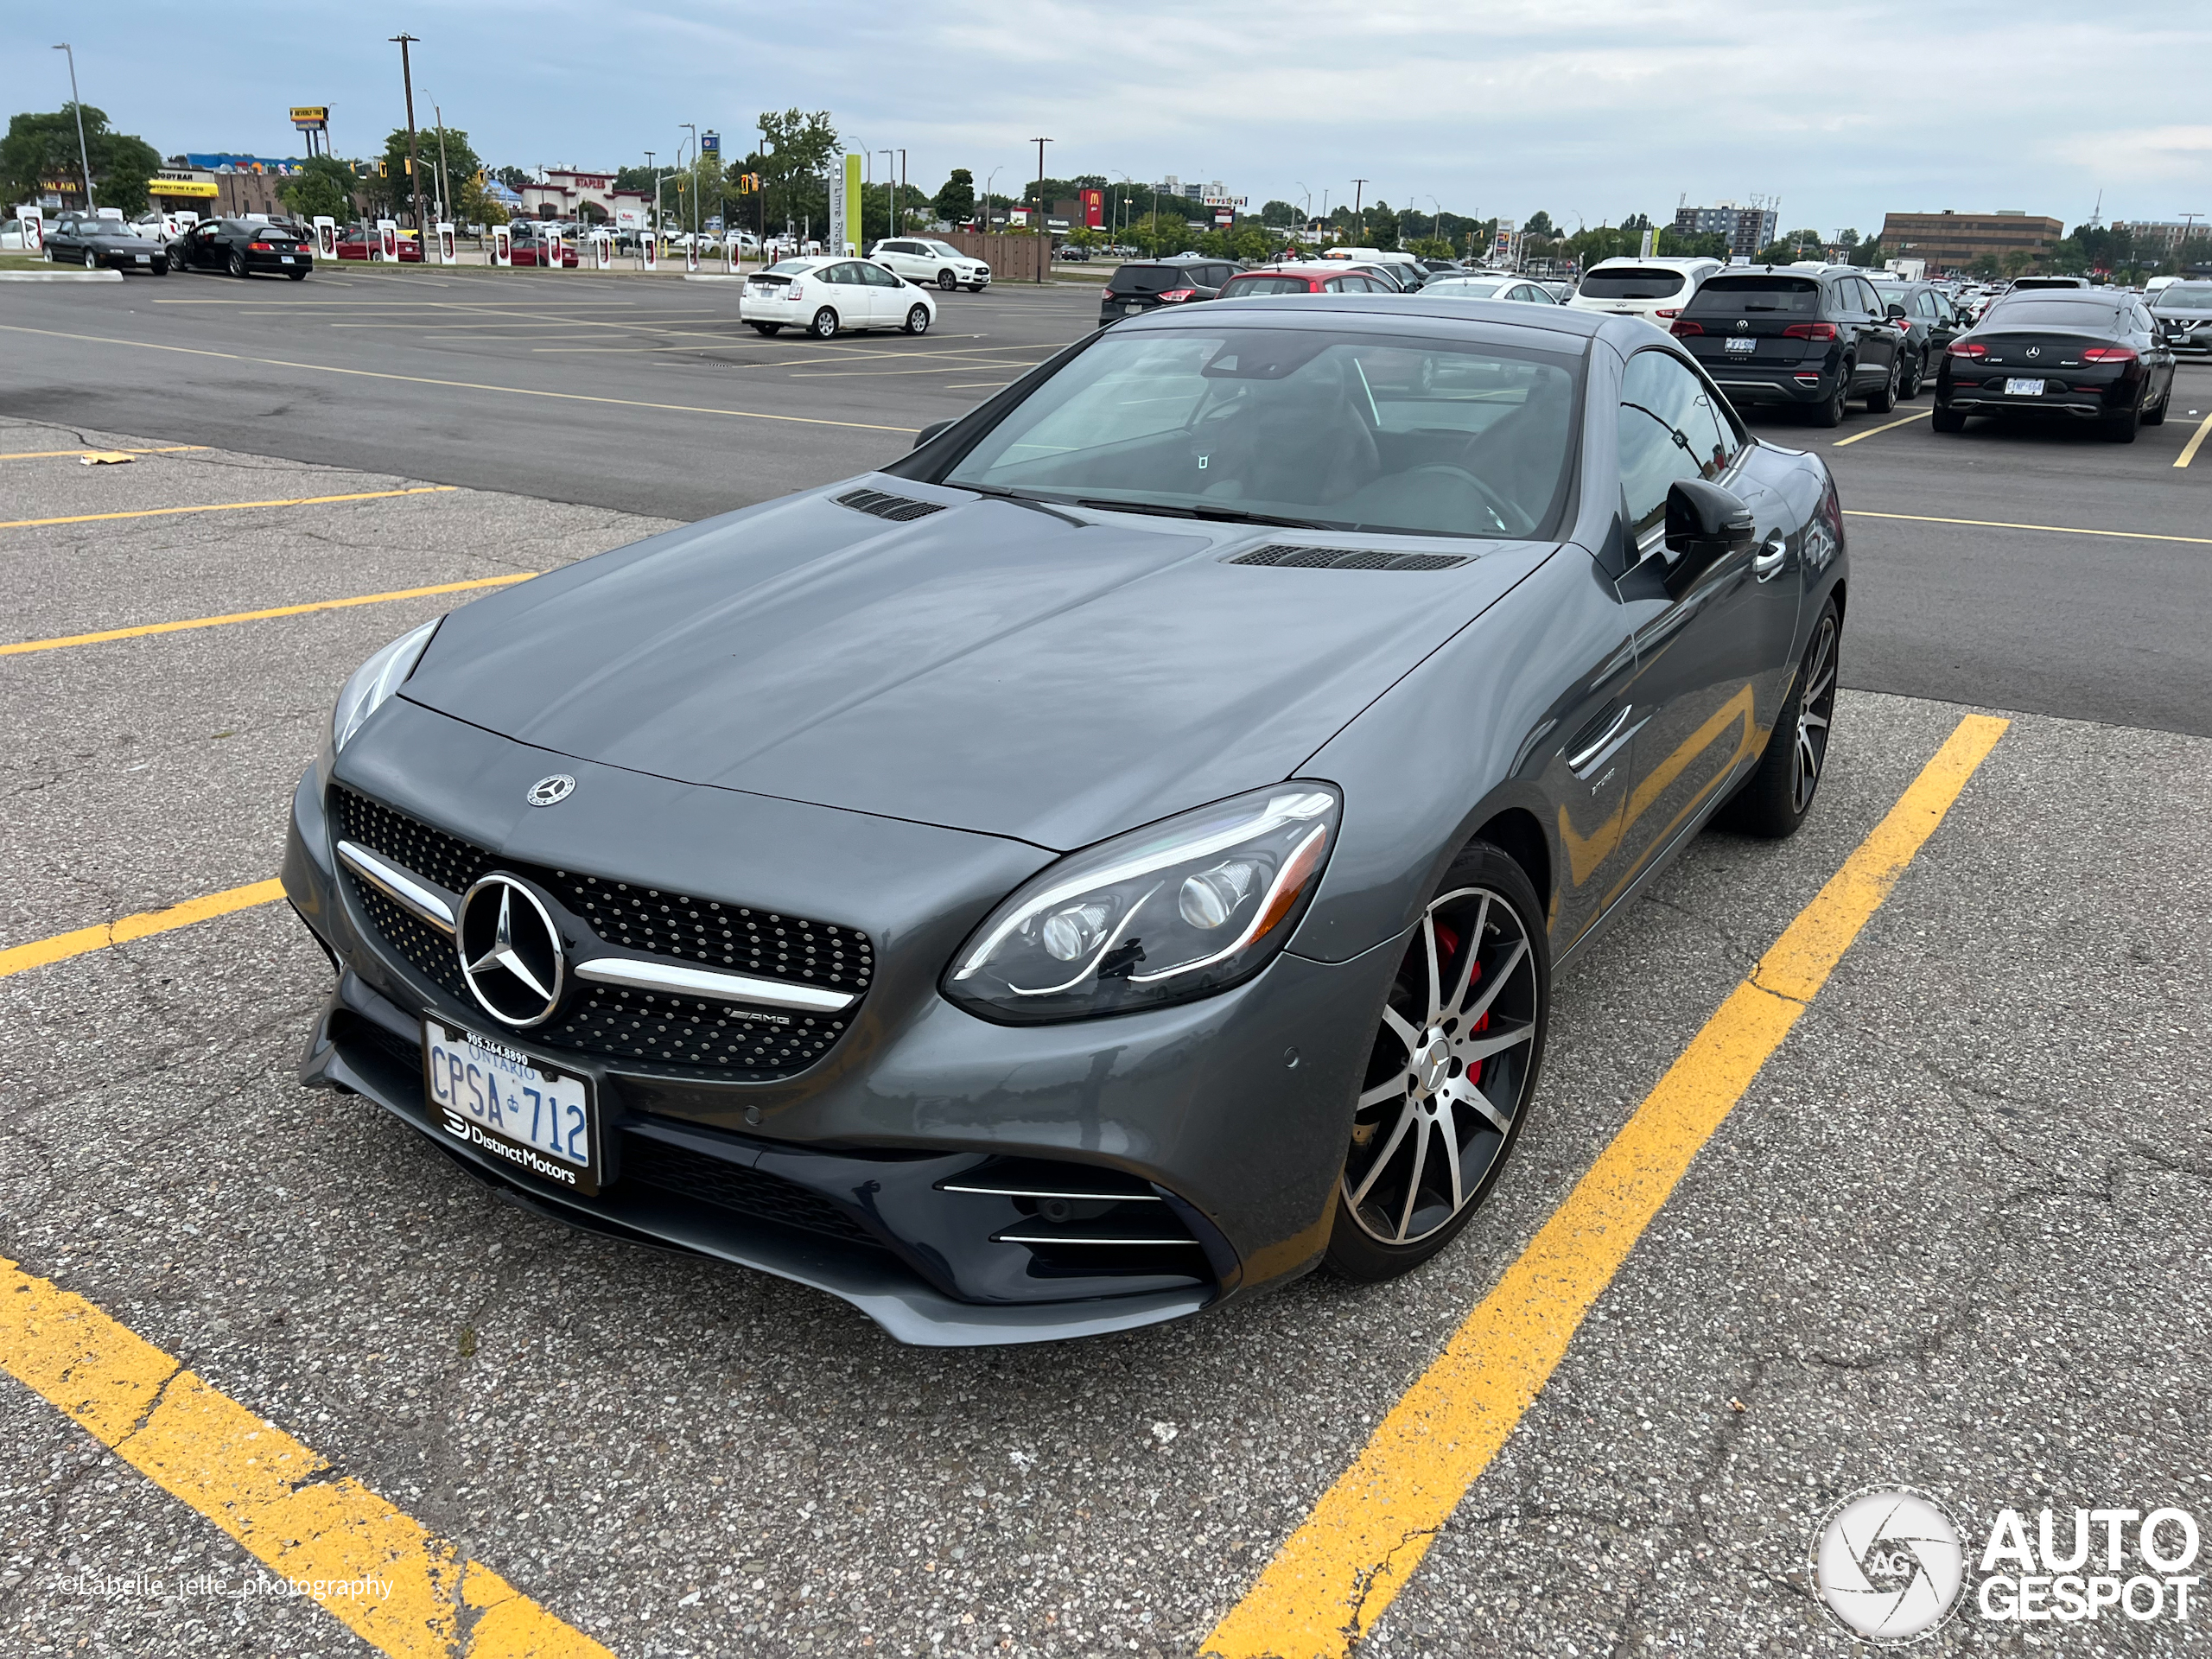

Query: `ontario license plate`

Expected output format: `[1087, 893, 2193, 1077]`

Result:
[1725, 336, 1756, 354]
[423, 1019, 599, 1195]
[135, 253, 150, 263]
[281, 255, 295, 264]
[1125, 302, 1142, 315]
[2004, 378, 2044, 396]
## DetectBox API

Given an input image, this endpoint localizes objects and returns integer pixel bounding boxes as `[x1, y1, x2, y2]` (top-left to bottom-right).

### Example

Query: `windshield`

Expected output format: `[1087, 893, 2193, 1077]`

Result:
[933, 326, 1580, 540]
[1580, 267, 1686, 300]
[2156, 284, 2212, 308]
[1686, 276, 1821, 316]
[1427, 278, 1511, 297]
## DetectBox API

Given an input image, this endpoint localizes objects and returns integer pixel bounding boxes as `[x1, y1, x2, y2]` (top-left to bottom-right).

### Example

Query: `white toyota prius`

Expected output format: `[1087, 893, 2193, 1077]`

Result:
[739, 257, 938, 339]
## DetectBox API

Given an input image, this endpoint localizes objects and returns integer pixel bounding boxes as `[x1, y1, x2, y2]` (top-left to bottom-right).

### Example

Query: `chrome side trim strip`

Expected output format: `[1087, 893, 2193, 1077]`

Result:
[939, 1182, 1162, 1201]
[993, 1231, 1199, 1248]
[337, 839, 457, 933]
[573, 957, 855, 1014]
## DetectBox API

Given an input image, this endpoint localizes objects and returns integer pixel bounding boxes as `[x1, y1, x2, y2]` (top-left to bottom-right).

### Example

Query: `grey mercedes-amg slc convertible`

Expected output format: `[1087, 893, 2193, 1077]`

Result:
[284, 294, 1847, 1344]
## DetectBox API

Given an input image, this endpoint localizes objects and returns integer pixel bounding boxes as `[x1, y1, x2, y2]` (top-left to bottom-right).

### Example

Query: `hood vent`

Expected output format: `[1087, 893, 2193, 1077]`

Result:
[836, 487, 946, 524]
[1230, 543, 1471, 571]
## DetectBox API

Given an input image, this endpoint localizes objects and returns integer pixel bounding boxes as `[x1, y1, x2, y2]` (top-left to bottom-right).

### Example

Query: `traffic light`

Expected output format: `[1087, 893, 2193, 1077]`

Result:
[735, 173, 761, 194]
[378, 160, 388, 177]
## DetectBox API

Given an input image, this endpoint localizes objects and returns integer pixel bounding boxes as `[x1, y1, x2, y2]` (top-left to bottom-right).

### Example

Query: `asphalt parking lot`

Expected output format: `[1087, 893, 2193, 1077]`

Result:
[2, 273, 2209, 1658]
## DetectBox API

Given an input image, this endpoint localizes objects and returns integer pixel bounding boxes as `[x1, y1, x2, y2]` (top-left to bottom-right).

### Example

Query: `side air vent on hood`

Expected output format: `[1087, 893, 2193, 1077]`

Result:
[836, 487, 947, 523]
[1229, 544, 1471, 571]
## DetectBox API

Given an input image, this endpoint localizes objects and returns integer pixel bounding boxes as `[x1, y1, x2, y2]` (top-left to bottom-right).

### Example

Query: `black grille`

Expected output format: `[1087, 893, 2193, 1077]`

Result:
[836, 487, 945, 523]
[1229, 544, 1471, 571]
[622, 1135, 885, 1249]
[330, 786, 868, 1078]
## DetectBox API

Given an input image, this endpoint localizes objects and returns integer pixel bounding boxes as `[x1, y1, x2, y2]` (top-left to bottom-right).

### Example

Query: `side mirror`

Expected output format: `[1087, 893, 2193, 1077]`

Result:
[912, 419, 954, 450]
[1886, 302, 1907, 318]
[1663, 479, 1755, 569]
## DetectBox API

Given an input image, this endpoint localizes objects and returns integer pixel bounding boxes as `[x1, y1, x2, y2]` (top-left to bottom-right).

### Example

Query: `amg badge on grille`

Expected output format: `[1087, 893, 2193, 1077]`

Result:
[525, 774, 575, 807]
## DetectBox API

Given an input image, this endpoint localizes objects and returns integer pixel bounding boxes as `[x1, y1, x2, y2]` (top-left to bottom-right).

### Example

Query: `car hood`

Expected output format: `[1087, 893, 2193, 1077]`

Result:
[402, 482, 1557, 850]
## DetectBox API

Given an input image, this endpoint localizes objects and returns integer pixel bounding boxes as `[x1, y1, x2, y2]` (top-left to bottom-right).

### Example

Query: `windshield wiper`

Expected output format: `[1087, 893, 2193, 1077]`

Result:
[1074, 499, 1331, 531]
[958, 484, 1085, 526]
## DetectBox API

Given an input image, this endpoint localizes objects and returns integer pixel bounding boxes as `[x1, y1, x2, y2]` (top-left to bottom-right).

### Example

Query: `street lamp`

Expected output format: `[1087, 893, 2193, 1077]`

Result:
[983, 165, 1002, 232]
[680, 123, 698, 236]
[879, 151, 895, 238]
[51, 45, 94, 211]
[645, 149, 658, 236]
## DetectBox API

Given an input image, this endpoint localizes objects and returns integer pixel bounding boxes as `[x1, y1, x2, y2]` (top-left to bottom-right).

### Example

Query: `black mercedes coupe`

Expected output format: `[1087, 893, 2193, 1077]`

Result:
[1934, 287, 2176, 441]
[285, 295, 1847, 1344]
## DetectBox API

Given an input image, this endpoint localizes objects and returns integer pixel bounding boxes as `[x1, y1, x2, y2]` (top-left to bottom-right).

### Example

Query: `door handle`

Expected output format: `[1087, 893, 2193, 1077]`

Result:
[1566, 703, 1634, 773]
[1752, 534, 1788, 582]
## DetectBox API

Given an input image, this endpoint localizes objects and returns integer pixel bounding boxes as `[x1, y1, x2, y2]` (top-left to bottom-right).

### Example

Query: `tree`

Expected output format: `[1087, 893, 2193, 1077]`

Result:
[1129, 212, 1196, 257]
[1657, 227, 1727, 258]
[1969, 253, 1999, 278]
[932, 168, 975, 226]
[278, 155, 359, 222]
[494, 165, 530, 190]
[1852, 237, 1884, 268]
[1836, 228, 1860, 249]
[368, 125, 482, 225]
[735, 108, 837, 239]
[1999, 248, 2034, 280]
[1259, 199, 1298, 228]
[1522, 210, 1556, 238]
[0, 105, 158, 213]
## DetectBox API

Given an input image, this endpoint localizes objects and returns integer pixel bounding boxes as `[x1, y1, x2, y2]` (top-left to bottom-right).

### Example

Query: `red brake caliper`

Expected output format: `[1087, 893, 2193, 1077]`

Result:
[1433, 921, 1486, 1087]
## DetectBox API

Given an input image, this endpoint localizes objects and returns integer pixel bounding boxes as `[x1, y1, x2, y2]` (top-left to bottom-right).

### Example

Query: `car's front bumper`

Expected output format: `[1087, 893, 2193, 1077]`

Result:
[282, 705, 1390, 1344]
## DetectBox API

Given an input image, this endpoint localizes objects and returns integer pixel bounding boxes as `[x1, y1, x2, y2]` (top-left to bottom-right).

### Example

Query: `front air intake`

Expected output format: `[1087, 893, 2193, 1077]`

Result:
[1229, 544, 1471, 570]
[836, 487, 946, 523]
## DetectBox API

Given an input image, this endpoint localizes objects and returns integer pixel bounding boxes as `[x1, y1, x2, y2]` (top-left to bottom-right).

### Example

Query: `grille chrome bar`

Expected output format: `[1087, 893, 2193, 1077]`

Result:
[992, 1230, 1197, 1247]
[939, 1181, 1161, 1201]
[338, 839, 456, 933]
[573, 957, 855, 1014]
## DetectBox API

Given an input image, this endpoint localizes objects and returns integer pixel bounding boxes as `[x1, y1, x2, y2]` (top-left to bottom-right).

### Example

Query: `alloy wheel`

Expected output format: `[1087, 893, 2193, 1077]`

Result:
[1793, 613, 1839, 815]
[1342, 886, 1541, 1246]
[84, 250, 98, 270]
[906, 304, 930, 335]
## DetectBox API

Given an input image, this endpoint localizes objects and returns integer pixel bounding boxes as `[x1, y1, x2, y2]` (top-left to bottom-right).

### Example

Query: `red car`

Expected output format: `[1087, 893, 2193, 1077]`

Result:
[505, 232, 579, 269]
[333, 227, 423, 263]
[1217, 262, 1400, 298]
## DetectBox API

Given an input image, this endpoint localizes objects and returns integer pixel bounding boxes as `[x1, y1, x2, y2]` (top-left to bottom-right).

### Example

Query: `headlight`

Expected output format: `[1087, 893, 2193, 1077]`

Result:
[944, 783, 1340, 1024]
[320, 619, 440, 780]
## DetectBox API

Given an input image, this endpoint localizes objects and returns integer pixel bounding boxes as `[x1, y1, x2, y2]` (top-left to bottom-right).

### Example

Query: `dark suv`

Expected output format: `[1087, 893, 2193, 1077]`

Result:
[1098, 258, 1240, 327]
[1669, 267, 1906, 426]
[1868, 279, 1965, 396]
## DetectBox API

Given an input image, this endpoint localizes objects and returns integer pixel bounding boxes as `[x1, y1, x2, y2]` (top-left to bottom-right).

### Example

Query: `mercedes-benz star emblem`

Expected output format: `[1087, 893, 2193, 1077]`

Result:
[456, 875, 566, 1027]
[2024, 346, 2040, 358]
[525, 774, 575, 807]
[1737, 319, 1749, 330]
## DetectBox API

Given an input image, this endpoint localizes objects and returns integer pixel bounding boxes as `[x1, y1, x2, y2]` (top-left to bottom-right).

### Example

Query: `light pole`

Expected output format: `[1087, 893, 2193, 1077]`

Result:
[1351, 178, 1368, 241]
[680, 123, 698, 237]
[645, 149, 658, 237]
[388, 35, 427, 237]
[51, 45, 94, 211]
[879, 151, 895, 238]
[1031, 137, 1052, 270]
[898, 149, 907, 241]
[983, 165, 1002, 232]
[430, 100, 450, 226]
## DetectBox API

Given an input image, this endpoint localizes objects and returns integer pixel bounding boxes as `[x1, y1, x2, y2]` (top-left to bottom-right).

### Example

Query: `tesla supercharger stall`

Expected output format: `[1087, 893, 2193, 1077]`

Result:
[492, 225, 511, 267]
[313, 216, 336, 258]
[545, 227, 564, 269]
[436, 222, 456, 264]
[377, 219, 399, 262]
[20, 207, 41, 254]
[591, 230, 612, 270]
[723, 234, 740, 272]
[685, 236, 701, 273]
[641, 234, 658, 273]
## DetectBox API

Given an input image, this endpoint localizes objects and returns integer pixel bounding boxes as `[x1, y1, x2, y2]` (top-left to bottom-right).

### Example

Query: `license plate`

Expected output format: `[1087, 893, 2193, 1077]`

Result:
[2004, 378, 2044, 397]
[423, 1020, 600, 1195]
[135, 253, 150, 264]
[281, 255, 296, 264]
[1125, 302, 1143, 315]
[1725, 336, 1756, 354]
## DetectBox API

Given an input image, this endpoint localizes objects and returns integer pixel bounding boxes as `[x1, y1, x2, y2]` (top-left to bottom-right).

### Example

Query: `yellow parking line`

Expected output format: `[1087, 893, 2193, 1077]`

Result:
[1, 573, 533, 657]
[0, 879, 286, 981]
[0, 1254, 613, 1659]
[0, 485, 457, 532]
[1842, 508, 2212, 546]
[0, 445, 210, 462]
[1832, 408, 1931, 446]
[0, 321, 919, 435]
[1204, 714, 2011, 1659]
[2177, 409, 2212, 468]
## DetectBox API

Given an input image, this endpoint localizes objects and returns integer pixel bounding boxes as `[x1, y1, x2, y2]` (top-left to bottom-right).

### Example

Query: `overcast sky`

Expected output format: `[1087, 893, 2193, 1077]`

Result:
[9, 0, 2209, 235]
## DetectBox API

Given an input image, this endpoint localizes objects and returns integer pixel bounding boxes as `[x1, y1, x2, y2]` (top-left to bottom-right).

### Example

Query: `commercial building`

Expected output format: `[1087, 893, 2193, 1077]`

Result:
[2110, 220, 2203, 255]
[1875, 209, 2063, 272]
[1672, 202, 1778, 258]
[518, 168, 653, 225]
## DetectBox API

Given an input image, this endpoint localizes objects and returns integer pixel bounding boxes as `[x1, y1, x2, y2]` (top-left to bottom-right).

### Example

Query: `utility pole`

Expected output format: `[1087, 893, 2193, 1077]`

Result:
[51, 46, 94, 211]
[645, 149, 658, 237]
[879, 151, 895, 239]
[899, 149, 907, 241]
[1032, 137, 1052, 279]
[389, 35, 427, 238]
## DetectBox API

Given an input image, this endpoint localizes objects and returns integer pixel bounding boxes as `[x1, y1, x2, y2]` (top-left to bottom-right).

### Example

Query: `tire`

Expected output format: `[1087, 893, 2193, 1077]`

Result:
[84, 250, 99, 270]
[937, 269, 957, 291]
[1931, 406, 1967, 433]
[150, 259, 168, 276]
[227, 251, 248, 279]
[750, 321, 783, 336]
[904, 303, 931, 336]
[1865, 354, 1900, 414]
[1718, 601, 1840, 839]
[1803, 372, 1847, 429]
[2142, 385, 2168, 427]
[1899, 350, 1923, 400]
[287, 269, 308, 282]
[2100, 402, 2140, 444]
[1325, 840, 1548, 1281]
[810, 307, 839, 340]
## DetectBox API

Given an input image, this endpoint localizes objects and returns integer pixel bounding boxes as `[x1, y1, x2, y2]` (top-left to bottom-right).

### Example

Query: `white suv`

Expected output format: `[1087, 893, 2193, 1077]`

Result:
[1566, 256, 1725, 327]
[868, 238, 991, 292]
